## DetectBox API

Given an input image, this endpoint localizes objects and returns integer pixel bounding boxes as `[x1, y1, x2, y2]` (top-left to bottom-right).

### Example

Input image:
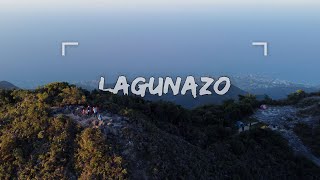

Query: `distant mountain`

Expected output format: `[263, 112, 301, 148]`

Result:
[75, 76, 320, 108]
[144, 84, 247, 109]
[76, 80, 247, 109]
[231, 75, 319, 99]
[0, 81, 19, 90]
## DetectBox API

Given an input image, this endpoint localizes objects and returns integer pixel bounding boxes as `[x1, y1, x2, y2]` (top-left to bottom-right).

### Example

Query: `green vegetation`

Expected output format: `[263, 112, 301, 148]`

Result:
[0, 83, 320, 179]
[75, 128, 127, 179]
[0, 83, 126, 179]
[35, 82, 87, 106]
[288, 89, 308, 103]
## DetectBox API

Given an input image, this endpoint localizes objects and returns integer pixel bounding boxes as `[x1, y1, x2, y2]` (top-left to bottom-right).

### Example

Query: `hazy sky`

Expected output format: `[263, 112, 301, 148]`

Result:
[0, 0, 319, 87]
[1, 0, 319, 11]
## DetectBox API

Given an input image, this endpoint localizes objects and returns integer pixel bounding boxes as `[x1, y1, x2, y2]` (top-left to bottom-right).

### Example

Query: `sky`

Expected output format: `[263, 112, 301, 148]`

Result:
[1, 0, 319, 8]
[0, 0, 319, 88]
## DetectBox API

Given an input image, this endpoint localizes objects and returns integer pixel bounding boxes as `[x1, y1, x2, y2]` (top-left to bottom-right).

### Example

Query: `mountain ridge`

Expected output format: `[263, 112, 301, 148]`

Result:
[75, 80, 247, 109]
[0, 81, 18, 90]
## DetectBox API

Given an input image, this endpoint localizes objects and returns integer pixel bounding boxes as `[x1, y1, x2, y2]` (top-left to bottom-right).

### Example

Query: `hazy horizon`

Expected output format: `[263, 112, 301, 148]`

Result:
[0, 0, 319, 87]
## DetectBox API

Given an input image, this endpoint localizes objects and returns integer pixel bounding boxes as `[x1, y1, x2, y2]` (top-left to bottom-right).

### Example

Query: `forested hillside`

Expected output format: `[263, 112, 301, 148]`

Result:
[0, 82, 319, 179]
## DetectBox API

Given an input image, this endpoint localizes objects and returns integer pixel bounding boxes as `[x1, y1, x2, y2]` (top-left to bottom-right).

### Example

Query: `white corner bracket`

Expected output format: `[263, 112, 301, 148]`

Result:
[252, 42, 268, 56]
[62, 42, 79, 56]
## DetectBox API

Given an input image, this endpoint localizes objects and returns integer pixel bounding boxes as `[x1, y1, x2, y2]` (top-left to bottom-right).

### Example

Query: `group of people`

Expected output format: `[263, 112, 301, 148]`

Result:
[81, 106, 99, 116]
[75, 106, 103, 121]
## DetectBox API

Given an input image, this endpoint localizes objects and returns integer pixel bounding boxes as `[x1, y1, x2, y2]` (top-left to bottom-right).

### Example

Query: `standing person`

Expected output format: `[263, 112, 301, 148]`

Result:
[98, 114, 102, 121]
[75, 107, 79, 115]
[93, 106, 98, 117]
[82, 108, 86, 116]
[87, 106, 91, 116]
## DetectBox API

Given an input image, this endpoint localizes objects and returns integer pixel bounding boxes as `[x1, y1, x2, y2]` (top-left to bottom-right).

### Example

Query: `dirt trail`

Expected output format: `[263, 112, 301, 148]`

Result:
[252, 106, 320, 166]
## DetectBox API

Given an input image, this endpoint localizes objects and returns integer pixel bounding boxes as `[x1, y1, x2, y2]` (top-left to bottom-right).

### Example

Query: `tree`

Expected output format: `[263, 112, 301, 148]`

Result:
[75, 128, 127, 179]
